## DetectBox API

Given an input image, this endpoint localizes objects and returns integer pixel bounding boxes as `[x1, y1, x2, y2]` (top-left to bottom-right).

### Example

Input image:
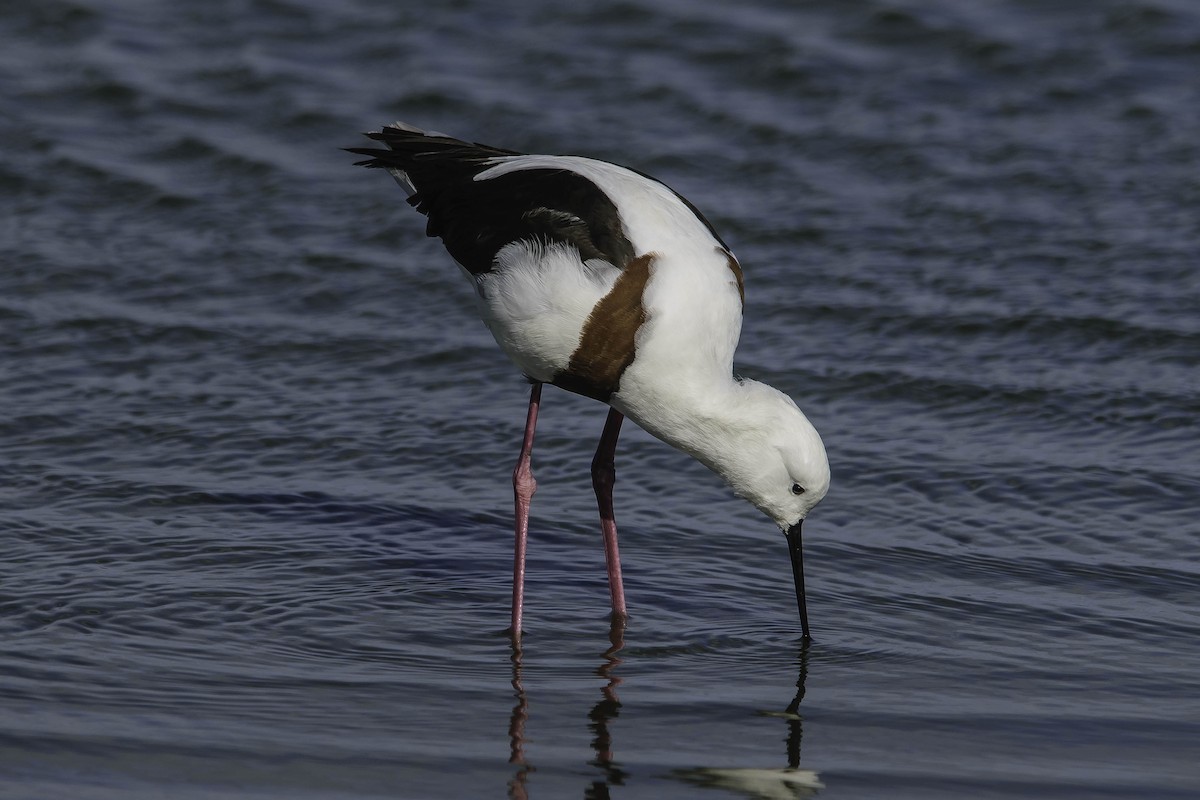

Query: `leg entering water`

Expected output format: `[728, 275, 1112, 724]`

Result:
[591, 408, 628, 625]
[510, 382, 542, 639]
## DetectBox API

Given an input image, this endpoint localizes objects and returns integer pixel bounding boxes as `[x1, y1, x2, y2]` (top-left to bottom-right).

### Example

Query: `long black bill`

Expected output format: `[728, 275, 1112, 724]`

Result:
[785, 521, 812, 640]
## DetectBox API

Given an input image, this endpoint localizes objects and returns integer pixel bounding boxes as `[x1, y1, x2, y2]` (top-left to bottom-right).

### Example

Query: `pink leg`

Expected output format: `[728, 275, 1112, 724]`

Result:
[591, 408, 628, 625]
[511, 382, 542, 639]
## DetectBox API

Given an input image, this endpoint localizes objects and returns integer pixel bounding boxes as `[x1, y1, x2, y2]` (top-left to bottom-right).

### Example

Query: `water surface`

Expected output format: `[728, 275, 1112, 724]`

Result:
[2, 0, 1198, 797]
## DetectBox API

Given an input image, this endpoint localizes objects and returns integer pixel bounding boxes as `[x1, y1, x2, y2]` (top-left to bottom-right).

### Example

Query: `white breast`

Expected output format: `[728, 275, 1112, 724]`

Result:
[473, 239, 620, 382]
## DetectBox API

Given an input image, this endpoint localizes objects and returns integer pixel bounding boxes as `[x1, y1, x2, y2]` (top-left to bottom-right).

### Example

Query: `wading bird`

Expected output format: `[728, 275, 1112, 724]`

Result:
[350, 123, 830, 639]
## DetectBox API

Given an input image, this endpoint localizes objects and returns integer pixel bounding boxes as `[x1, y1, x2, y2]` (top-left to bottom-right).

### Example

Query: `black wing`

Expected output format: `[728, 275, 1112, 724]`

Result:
[349, 125, 635, 274]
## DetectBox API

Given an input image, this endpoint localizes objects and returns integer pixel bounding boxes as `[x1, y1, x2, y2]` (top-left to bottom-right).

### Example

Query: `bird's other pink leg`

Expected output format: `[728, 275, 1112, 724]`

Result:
[591, 408, 628, 626]
[511, 382, 542, 640]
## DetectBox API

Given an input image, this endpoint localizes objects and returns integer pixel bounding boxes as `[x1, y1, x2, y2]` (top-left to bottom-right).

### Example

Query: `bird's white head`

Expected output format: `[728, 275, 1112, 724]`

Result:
[703, 379, 829, 638]
[706, 380, 830, 531]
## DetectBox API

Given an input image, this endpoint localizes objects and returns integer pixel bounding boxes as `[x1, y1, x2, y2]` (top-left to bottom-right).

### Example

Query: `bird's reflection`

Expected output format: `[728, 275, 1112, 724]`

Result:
[584, 620, 627, 799]
[677, 640, 823, 798]
[507, 641, 533, 800]
[781, 638, 810, 768]
[508, 631, 818, 799]
[507, 619, 628, 800]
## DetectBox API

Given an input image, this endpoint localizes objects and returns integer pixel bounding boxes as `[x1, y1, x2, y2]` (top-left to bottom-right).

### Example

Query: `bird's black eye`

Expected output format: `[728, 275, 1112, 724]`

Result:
[791, 483, 805, 496]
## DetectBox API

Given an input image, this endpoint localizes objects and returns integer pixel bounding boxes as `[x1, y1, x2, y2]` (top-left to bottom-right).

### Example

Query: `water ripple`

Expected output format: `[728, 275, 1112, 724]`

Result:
[3, 0, 1199, 797]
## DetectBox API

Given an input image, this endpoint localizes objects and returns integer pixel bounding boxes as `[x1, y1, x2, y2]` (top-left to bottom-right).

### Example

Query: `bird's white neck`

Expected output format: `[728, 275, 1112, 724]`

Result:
[612, 369, 828, 526]
[613, 372, 774, 469]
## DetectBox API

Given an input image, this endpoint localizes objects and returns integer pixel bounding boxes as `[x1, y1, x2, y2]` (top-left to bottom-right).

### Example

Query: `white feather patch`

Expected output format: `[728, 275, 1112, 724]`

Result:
[474, 240, 620, 381]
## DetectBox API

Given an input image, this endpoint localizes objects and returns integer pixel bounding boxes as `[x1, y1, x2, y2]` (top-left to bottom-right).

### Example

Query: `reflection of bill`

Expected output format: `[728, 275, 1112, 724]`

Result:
[677, 642, 823, 798]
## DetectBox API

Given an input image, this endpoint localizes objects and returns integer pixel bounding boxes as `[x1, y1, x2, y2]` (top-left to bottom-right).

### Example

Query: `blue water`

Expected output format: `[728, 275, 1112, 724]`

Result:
[2, 1, 1199, 798]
